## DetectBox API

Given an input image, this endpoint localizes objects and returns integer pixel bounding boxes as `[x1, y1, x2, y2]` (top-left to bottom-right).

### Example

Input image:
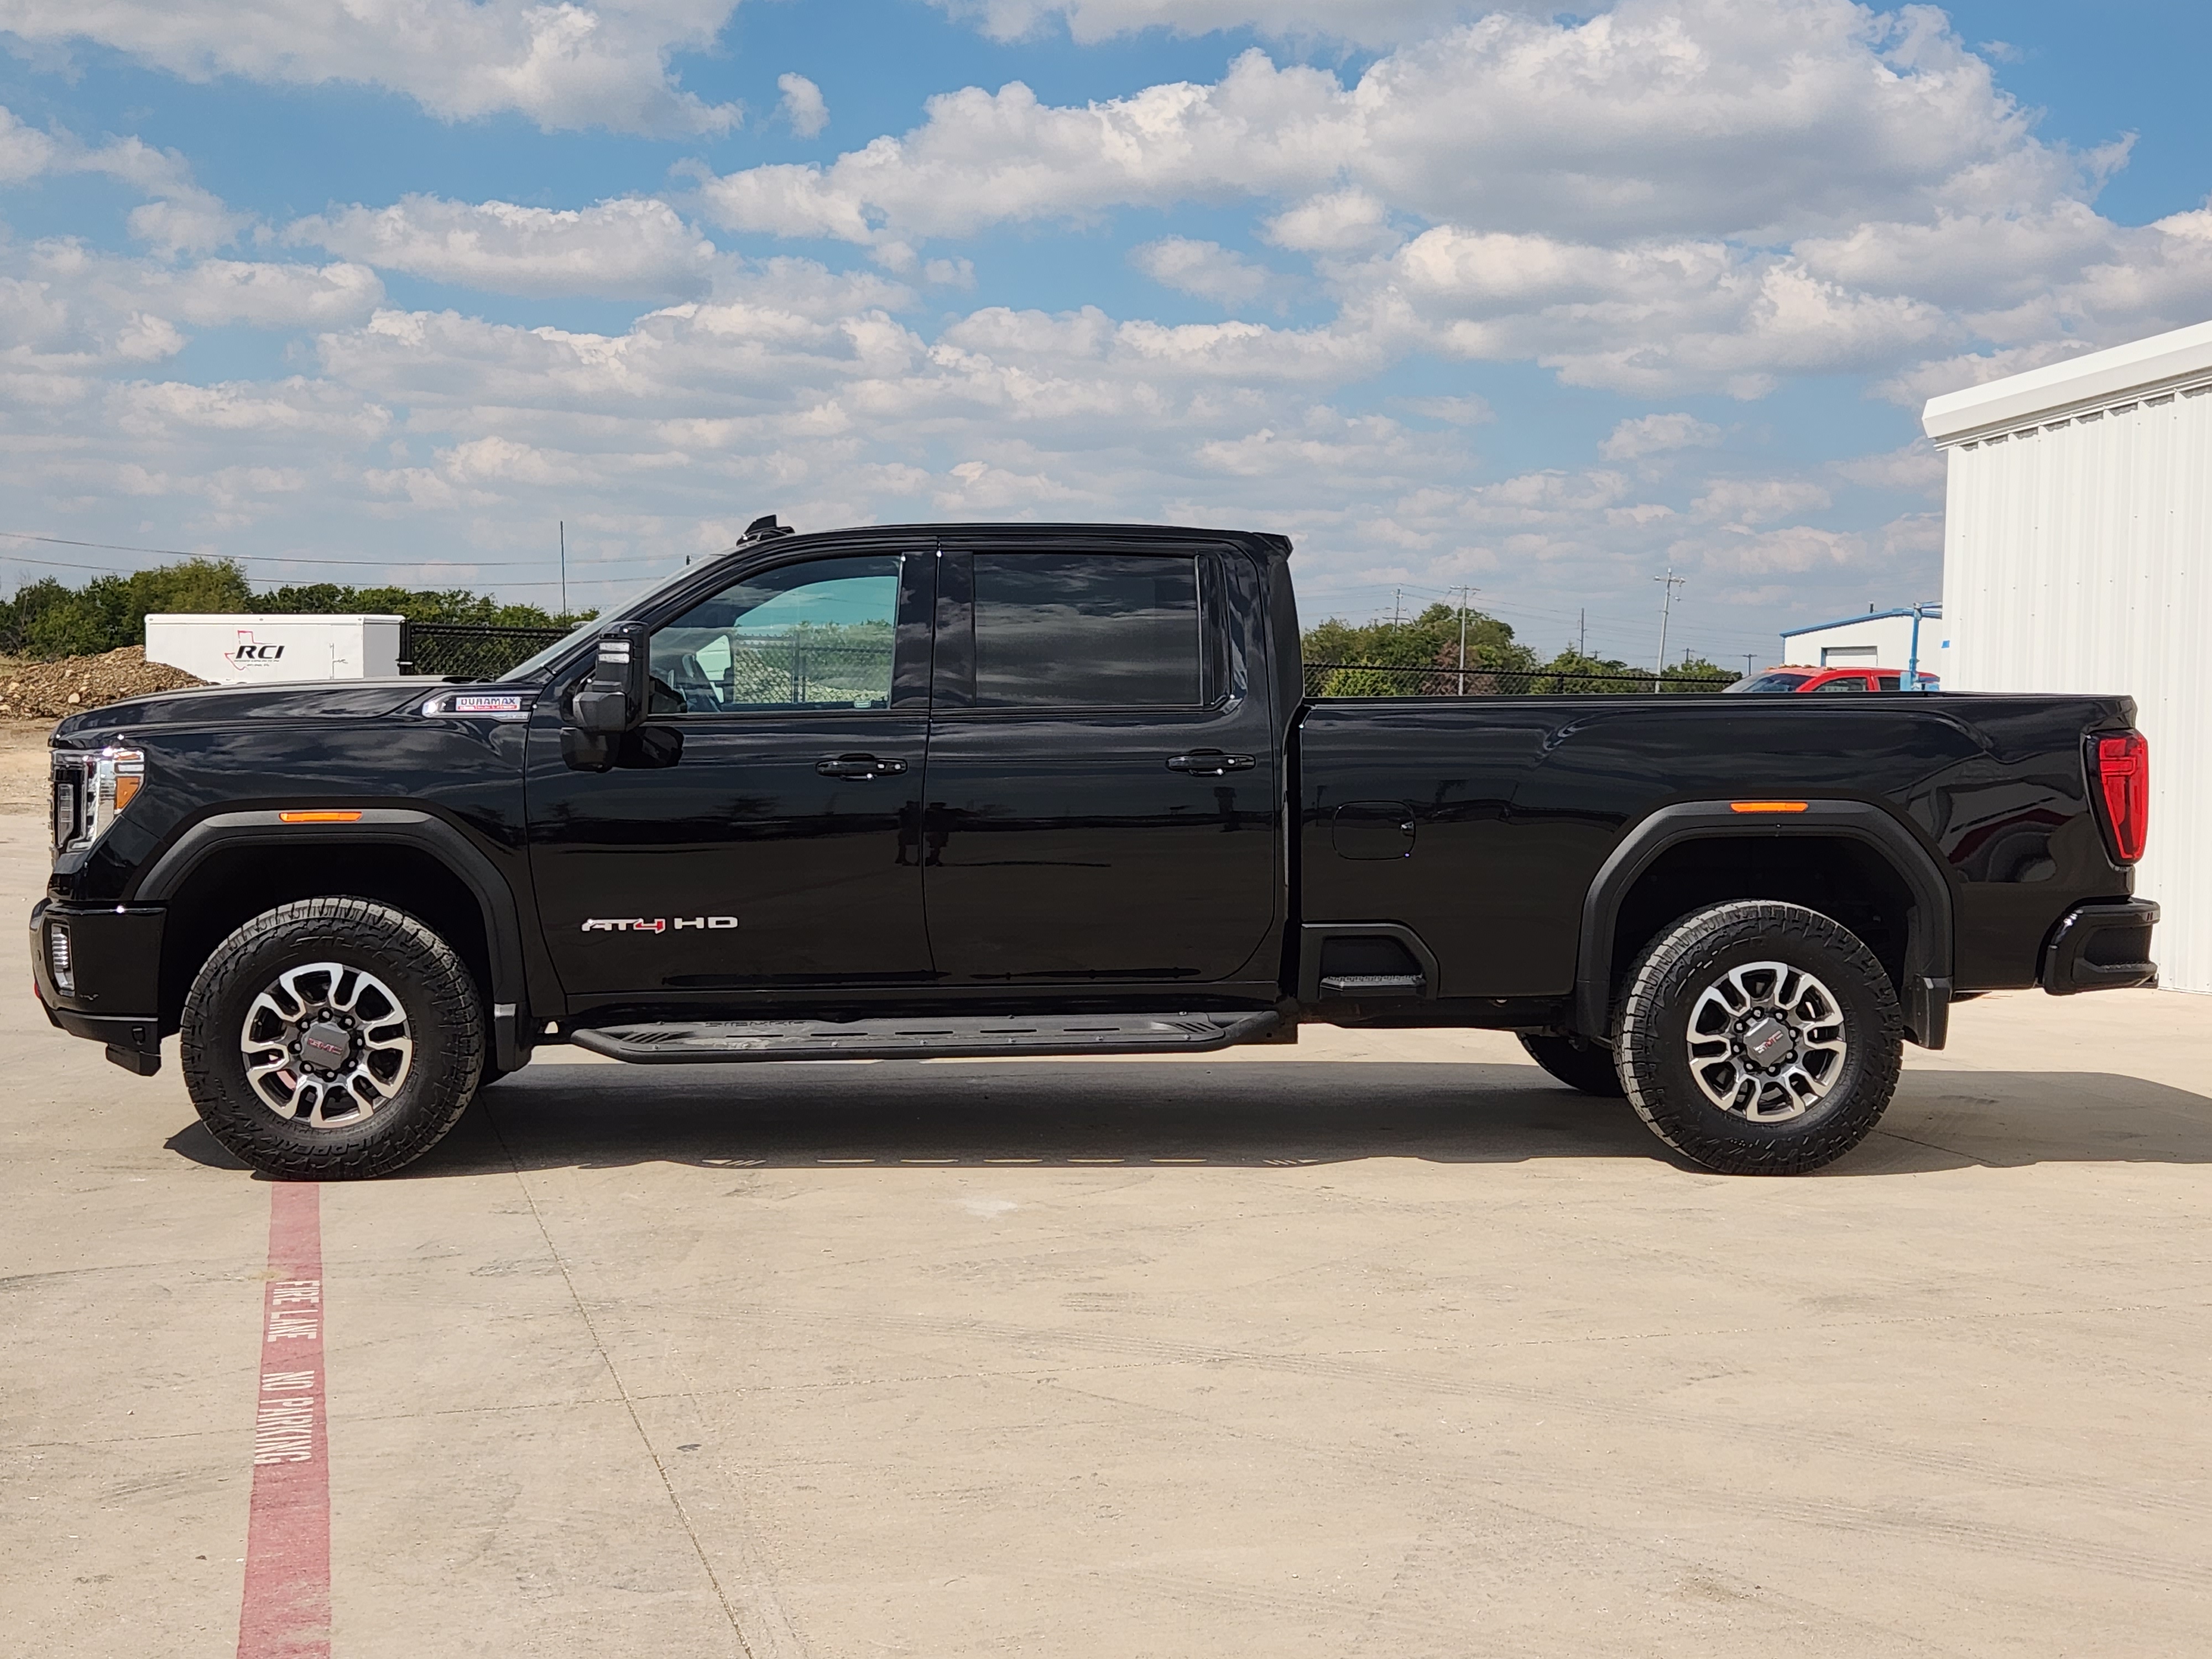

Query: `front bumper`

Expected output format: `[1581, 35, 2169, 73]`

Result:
[30, 898, 167, 1074]
[2041, 899, 2159, 995]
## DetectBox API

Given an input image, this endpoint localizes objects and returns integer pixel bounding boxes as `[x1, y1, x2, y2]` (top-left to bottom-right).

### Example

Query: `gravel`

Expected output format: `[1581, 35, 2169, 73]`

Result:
[0, 647, 206, 719]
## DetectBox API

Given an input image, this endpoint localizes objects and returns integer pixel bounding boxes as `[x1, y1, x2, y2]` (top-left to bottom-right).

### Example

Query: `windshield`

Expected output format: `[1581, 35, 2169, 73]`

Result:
[1725, 671, 1813, 694]
[497, 561, 707, 682]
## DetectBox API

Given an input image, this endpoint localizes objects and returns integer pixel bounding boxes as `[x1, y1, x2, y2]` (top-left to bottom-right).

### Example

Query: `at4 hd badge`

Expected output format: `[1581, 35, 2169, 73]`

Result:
[581, 916, 738, 933]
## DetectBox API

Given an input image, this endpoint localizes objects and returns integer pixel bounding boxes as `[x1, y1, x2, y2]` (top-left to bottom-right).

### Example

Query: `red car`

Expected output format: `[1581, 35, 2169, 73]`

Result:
[1725, 665, 1938, 693]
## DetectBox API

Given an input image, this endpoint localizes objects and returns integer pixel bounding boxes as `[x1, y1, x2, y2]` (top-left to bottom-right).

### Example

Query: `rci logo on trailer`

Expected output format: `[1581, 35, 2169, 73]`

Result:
[226, 630, 286, 667]
[580, 917, 739, 933]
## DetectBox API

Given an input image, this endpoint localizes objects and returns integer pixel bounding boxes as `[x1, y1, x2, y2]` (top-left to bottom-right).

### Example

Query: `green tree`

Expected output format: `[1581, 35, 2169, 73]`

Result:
[1303, 601, 1537, 695]
[1660, 655, 1733, 693]
[257, 583, 589, 629]
[0, 559, 255, 658]
[1528, 648, 1644, 694]
[0, 558, 594, 661]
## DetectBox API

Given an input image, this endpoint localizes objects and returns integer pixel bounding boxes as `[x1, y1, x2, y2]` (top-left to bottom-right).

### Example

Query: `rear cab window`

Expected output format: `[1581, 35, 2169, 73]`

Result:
[969, 552, 1207, 708]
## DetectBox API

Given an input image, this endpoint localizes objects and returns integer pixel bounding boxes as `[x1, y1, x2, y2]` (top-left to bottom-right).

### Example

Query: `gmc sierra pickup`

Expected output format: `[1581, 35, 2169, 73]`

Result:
[33, 519, 2158, 1178]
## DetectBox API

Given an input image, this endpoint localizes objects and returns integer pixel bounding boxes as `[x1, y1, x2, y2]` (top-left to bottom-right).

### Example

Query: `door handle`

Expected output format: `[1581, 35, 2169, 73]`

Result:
[1165, 751, 1255, 776]
[817, 754, 908, 779]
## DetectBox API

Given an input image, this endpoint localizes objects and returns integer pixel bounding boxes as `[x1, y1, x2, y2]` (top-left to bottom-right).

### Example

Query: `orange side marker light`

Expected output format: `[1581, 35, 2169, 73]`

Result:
[278, 810, 364, 824]
[1730, 801, 1809, 814]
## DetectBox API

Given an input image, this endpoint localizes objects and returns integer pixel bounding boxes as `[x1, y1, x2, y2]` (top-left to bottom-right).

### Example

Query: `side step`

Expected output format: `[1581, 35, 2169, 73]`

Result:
[567, 1010, 1280, 1065]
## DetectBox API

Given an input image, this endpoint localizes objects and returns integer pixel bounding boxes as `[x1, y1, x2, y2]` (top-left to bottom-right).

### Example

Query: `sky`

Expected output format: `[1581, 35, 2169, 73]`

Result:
[2, 1, 2209, 671]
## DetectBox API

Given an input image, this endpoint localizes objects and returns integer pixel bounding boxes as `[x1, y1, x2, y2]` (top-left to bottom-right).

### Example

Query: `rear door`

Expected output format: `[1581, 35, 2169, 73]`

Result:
[920, 542, 1280, 986]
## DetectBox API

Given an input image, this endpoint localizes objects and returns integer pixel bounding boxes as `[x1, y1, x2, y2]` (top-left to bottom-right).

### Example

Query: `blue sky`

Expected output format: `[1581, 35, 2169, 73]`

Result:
[2, 1, 2208, 669]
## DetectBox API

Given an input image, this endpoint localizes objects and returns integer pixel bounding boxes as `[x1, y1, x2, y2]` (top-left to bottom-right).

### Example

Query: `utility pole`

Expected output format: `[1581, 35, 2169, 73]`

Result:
[1743, 653, 1754, 677]
[1453, 585, 1475, 695]
[559, 520, 568, 618]
[1391, 586, 1404, 627]
[1652, 566, 1686, 690]
[1578, 608, 1586, 656]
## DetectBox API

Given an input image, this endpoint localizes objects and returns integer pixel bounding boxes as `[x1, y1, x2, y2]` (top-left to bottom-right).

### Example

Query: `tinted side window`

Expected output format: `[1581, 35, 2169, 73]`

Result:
[1812, 676, 1868, 693]
[972, 554, 1201, 707]
[649, 556, 899, 714]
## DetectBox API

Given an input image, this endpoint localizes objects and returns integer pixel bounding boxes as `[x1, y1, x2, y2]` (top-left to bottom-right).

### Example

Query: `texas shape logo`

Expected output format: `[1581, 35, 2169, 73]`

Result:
[226, 629, 286, 667]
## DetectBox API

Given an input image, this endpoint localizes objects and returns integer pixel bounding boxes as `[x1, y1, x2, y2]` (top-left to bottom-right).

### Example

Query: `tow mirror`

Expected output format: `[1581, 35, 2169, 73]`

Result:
[563, 623, 649, 771]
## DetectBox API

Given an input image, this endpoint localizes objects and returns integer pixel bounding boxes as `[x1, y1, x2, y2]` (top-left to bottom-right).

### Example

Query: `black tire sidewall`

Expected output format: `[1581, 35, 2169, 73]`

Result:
[1620, 902, 1901, 1173]
[180, 900, 483, 1178]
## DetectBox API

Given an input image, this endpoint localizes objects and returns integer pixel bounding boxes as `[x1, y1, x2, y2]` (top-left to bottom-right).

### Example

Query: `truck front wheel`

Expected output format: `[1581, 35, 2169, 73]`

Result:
[1615, 900, 1901, 1175]
[179, 898, 484, 1179]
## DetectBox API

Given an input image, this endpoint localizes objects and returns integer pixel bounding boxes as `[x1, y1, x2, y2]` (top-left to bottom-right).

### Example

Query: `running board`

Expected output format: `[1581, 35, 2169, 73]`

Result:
[566, 1010, 1280, 1065]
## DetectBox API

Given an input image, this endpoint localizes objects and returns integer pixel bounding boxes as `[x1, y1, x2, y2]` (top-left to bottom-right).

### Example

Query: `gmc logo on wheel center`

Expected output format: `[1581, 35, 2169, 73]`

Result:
[581, 917, 739, 933]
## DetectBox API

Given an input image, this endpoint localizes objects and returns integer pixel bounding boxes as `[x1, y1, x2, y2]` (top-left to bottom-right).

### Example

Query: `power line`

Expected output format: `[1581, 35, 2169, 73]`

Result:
[0, 528, 565, 570]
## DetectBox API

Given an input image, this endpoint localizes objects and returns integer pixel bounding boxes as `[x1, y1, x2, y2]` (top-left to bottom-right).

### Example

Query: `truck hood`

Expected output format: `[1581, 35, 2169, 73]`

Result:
[53, 678, 440, 741]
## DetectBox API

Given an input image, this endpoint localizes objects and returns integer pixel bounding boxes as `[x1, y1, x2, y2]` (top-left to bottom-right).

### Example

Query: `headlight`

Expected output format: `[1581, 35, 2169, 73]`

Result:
[52, 747, 145, 852]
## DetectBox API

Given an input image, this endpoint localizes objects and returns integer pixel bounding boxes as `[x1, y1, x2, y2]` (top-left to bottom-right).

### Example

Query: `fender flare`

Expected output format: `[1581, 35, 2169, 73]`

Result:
[135, 808, 531, 1070]
[1571, 800, 1955, 1048]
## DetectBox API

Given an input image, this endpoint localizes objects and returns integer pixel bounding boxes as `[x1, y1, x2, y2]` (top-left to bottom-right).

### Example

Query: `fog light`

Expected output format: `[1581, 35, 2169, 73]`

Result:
[47, 923, 73, 995]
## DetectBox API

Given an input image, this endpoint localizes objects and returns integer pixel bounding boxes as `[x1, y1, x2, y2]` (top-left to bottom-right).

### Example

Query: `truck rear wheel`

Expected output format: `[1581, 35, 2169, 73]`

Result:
[1517, 1032, 1625, 1097]
[179, 898, 484, 1179]
[1615, 900, 1901, 1175]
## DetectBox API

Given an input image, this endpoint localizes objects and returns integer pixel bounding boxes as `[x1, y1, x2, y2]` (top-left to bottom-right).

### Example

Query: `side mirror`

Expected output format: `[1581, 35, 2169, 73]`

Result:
[563, 623, 649, 771]
[572, 623, 648, 733]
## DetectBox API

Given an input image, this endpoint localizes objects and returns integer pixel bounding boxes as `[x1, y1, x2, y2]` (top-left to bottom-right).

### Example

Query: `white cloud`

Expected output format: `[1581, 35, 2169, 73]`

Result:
[935, 0, 1478, 48]
[1130, 237, 1288, 309]
[287, 196, 717, 299]
[1691, 477, 1833, 526]
[1265, 189, 1393, 253]
[709, 3, 2063, 249]
[1400, 394, 1491, 425]
[1833, 442, 1945, 496]
[0, 106, 58, 181]
[778, 72, 828, 138]
[0, 0, 742, 138]
[1601, 413, 1721, 460]
[0, 109, 251, 251]
[1870, 340, 2096, 408]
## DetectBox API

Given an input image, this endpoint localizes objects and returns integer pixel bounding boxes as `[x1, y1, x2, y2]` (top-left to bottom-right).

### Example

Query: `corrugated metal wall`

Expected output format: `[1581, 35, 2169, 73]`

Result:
[1940, 385, 2212, 990]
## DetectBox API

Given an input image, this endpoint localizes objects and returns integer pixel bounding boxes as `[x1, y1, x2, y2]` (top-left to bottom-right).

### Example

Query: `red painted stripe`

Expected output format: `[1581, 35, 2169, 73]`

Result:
[237, 1182, 331, 1659]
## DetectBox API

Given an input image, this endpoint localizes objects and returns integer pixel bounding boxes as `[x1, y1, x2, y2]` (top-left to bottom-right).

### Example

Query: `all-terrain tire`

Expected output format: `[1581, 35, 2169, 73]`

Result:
[1616, 900, 1901, 1175]
[180, 898, 484, 1179]
[1517, 1031, 1626, 1097]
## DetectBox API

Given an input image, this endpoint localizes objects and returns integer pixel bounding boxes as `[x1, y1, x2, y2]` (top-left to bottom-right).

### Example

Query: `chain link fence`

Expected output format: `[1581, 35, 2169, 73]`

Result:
[396, 627, 1737, 697]
[402, 623, 571, 680]
[1303, 662, 1732, 697]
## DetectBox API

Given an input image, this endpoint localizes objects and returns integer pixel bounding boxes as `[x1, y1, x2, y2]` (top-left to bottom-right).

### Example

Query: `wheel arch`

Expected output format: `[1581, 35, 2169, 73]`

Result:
[137, 809, 530, 1069]
[1572, 801, 1954, 1049]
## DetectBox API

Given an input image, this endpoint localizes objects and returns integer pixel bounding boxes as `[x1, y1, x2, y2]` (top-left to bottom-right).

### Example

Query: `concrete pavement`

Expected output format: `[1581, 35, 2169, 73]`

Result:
[5, 810, 2211, 1656]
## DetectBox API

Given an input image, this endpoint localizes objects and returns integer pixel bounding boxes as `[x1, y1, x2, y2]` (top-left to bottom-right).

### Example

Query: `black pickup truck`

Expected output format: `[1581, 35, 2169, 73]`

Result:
[32, 520, 2158, 1178]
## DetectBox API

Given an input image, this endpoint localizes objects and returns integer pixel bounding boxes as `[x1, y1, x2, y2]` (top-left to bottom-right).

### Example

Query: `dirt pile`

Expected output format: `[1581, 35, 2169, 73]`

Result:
[0, 646, 208, 720]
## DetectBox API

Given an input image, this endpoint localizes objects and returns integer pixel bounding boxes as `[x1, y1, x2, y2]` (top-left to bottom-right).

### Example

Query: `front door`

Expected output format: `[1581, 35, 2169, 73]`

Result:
[920, 544, 1281, 987]
[528, 550, 935, 999]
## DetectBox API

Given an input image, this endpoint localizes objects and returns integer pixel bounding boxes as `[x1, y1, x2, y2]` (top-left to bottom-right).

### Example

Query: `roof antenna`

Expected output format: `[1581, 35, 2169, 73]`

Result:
[740, 513, 795, 542]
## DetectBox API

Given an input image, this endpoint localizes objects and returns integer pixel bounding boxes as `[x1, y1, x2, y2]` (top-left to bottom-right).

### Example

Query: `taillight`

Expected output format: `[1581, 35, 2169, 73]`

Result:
[2089, 731, 2149, 865]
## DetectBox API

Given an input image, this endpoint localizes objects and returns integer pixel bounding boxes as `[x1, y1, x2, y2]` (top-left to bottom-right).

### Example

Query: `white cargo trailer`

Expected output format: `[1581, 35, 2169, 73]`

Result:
[145, 613, 408, 684]
[1924, 318, 2212, 992]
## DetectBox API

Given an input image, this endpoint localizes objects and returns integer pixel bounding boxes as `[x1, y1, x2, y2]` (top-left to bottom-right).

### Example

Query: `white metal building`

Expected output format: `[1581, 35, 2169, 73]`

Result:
[1778, 606, 1942, 674]
[145, 613, 407, 684]
[1924, 318, 2212, 992]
